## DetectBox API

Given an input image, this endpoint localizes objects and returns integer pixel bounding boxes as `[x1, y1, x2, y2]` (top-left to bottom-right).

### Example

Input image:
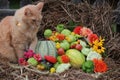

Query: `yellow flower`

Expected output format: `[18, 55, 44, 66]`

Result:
[93, 39, 102, 46]
[92, 36, 105, 45]
[49, 36, 56, 41]
[92, 39, 105, 54]
[56, 42, 60, 49]
[49, 34, 58, 41]
[65, 36, 71, 42]
[99, 36, 105, 44]
[55, 32, 59, 36]
[93, 45, 105, 54]
[37, 64, 45, 70]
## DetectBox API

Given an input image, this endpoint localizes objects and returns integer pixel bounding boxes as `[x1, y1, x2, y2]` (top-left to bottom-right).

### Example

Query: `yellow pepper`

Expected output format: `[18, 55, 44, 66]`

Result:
[50, 67, 56, 73]
[37, 64, 45, 70]
[56, 42, 60, 49]
[65, 37, 71, 42]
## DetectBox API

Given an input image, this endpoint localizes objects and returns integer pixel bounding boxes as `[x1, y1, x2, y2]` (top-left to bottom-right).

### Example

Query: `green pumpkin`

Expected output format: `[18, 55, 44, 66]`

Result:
[35, 41, 57, 59]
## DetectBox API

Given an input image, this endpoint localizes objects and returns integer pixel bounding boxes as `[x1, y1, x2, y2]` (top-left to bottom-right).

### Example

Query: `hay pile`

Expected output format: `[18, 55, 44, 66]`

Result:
[0, 0, 120, 80]
[39, 0, 120, 62]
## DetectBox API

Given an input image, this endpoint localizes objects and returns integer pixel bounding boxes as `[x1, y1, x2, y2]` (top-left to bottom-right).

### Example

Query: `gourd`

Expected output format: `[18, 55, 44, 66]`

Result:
[56, 63, 71, 73]
[87, 51, 102, 60]
[66, 49, 85, 68]
[35, 41, 57, 59]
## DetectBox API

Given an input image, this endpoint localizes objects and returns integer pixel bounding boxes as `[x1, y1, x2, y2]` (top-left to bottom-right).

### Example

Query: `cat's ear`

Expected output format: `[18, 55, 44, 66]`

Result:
[24, 8, 33, 16]
[36, 2, 44, 12]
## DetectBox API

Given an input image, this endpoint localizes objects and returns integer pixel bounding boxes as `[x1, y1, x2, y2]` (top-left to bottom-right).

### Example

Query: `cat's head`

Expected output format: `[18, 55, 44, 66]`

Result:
[14, 2, 44, 29]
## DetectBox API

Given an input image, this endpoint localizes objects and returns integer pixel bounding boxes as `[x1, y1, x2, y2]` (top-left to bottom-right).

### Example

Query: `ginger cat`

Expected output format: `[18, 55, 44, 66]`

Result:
[0, 2, 44, 63]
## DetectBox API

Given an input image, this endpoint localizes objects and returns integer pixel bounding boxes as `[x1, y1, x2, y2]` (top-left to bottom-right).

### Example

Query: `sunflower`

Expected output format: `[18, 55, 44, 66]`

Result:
[99, 36, 105, 44]
[92, 43, 105, 54]
[92, 37, 105, 54]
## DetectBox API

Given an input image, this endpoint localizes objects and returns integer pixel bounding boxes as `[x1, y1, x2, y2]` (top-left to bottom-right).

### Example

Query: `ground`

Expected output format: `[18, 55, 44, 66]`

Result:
[0, 58, 119, 80]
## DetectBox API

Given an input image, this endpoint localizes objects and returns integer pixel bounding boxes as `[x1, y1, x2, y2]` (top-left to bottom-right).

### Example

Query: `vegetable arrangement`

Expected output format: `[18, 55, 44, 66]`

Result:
[19, 24, 108, 74]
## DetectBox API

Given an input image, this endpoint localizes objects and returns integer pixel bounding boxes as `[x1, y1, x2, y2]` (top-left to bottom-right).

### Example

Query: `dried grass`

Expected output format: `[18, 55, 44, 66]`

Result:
[38, 0, 120, 62]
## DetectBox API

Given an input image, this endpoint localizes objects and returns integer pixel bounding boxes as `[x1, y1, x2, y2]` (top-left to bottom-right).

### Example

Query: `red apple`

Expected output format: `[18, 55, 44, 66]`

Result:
[70, 44, 76, 49]
[57, 48, 65, 55]
[75, 44, 82, 51]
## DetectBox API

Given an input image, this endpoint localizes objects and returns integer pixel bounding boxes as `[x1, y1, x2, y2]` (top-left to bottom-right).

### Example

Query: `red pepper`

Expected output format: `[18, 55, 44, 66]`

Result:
[44, 55, 57, 64]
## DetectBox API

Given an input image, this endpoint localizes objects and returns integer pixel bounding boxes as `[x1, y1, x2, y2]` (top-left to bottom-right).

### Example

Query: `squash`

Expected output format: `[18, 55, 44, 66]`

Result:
[35, 41, 57, 59]
[56, 63, 71, 73]
[66, 49, 85, 68]
[87, 51, 102, 60]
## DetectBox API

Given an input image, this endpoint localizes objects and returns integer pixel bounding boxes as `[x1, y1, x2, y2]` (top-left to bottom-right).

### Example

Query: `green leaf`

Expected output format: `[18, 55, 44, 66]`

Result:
[66, 20, 80, 31]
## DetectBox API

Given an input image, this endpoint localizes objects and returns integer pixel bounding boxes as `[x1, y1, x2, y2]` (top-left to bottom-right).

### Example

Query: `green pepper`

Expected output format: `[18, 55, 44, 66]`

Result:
[56, 24, 65, 32]
[82, 60, 94, 73]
